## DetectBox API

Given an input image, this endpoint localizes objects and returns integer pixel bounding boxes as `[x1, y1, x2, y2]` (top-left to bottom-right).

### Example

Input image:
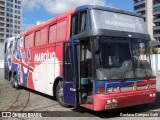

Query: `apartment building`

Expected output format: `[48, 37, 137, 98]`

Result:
[6, 0, 22, 39]
[134, 0, 160, 42]
[0, 0, 5, 43]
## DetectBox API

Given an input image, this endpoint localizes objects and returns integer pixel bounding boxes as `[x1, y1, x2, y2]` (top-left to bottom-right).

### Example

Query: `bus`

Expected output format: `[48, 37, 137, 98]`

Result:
[5, 5, 156, 111]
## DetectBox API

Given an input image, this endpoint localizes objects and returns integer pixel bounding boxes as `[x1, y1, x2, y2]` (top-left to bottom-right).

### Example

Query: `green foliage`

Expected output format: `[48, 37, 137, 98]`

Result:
[152, 47, 159, 54]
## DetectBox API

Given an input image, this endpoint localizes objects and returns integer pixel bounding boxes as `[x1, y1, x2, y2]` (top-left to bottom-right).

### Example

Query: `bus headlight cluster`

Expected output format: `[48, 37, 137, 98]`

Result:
[107, 99, 117, 104]
[149, 93, 156, 97]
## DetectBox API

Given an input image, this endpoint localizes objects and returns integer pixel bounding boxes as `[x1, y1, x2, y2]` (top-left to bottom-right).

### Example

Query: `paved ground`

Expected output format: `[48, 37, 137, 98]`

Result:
[0, 69, 160, 120]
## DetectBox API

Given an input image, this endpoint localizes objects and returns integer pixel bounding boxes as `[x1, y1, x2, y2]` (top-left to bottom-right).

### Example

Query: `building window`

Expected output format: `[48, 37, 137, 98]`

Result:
[6, 24, 9, 27]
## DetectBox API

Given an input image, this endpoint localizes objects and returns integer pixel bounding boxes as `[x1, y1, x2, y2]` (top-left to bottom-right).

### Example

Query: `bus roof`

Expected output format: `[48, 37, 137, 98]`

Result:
[75, 5, 141, 17]
[23, 5, 141, 36]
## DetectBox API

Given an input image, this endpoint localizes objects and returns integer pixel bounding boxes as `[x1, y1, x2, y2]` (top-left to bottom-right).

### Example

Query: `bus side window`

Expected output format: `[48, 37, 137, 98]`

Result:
[24, 35, 29, 49]
[49, 24, 56, 43]
[9, 41, 13, 53]
[4, 43, 7, 53]
[71, 14, 79, 36]
[71, 11, 88, 37]
[14, 40, 17, 51]
[79, 11, 87, 32]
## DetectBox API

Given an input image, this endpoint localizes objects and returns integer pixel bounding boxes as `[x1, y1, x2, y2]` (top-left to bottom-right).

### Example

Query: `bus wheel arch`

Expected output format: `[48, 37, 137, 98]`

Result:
[53, 77, 69, 107]
[53, 76, 63, 98]
[11, 72, 19, 89]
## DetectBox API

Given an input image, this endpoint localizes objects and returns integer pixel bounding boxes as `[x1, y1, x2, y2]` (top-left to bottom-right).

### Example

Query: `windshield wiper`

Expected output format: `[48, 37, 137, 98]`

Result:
[133, 56, 149, 80]
[121, 57, 134, 82]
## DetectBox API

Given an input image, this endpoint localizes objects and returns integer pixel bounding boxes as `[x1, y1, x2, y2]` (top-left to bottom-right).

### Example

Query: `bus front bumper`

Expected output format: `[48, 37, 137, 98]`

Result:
[93, 89, 156, 111]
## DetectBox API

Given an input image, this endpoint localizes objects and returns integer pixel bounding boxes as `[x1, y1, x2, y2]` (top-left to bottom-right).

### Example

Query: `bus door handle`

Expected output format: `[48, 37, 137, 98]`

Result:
[70, 88, 76, 92]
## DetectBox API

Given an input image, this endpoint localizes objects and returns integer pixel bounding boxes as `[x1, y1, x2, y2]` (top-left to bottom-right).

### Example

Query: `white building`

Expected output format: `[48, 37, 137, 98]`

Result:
[134, 0, 160, 42]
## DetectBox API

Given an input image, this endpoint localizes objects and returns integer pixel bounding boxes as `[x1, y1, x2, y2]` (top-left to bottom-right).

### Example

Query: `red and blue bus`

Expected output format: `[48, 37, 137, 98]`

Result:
[4, 5, 156, 111]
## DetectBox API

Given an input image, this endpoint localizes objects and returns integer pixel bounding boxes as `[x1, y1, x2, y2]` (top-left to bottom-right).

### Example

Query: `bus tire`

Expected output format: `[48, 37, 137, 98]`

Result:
[11, 76, 15, 88]
[11, 75, 20, 89]
[56, 82, 69, 108]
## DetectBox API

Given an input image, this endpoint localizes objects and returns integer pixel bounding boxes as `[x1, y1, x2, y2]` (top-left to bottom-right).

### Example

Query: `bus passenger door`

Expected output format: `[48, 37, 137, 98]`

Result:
[63, 40, 79, 107]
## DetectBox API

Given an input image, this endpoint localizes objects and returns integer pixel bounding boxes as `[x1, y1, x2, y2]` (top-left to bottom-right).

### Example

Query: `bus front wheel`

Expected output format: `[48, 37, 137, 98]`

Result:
[56, 82, 69, 108]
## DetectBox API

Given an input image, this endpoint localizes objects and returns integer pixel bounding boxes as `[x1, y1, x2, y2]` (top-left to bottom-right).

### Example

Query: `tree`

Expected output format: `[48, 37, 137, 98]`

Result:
[152, 47, 159, 54]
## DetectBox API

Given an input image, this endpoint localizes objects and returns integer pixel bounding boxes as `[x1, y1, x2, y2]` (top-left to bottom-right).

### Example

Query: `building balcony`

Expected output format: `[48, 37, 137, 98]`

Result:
[134, 0, 145, 6]
[0, 36, 4, 39]
[153, 11, 160, 15]
[0, 31, 4, 34]
[153, 3, 160, 8]
[142, 14, 146, 18]
[153, 18, 160, 23]
[0, 20, 5, 22]
[134, 7, 145, 13]
[154, 34, 160, 38]
[153, 26, 160, 31]
[0, 9, 5, 13]
[0, 15, 4, 18]
[0, 4, 5, 8]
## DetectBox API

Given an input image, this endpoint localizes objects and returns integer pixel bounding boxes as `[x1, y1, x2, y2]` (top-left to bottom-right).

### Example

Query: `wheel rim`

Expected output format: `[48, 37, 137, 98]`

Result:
[58, 88, 63, 102]
[14, 81, 18, 88]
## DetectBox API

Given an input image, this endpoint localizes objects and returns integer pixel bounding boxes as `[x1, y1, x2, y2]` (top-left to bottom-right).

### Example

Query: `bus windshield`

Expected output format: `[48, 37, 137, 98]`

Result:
[94, 37, 155, 80]
[90, 9, 148, 34]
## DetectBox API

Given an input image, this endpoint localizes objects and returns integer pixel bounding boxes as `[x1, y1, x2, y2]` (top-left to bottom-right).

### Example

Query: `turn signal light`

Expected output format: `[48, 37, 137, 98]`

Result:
[98, 88, 105, 93]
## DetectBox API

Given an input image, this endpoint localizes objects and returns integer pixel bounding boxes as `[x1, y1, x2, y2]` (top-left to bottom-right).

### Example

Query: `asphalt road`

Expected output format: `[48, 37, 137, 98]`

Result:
[0, 69, 160, 120]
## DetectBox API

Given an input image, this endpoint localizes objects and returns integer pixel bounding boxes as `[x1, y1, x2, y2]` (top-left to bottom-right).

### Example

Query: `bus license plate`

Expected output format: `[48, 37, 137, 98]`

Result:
[105, 104, 117, 109]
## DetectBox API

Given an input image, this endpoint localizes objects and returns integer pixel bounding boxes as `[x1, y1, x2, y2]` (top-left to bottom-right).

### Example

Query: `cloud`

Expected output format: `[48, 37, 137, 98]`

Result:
[22, 0, 116, 14]
[22, 24, 35, 31]
[22, 0, 43, 11]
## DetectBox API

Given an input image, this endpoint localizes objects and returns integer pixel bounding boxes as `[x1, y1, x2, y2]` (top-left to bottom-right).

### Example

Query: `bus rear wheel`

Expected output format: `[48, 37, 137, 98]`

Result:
[56, 82, 69, 108]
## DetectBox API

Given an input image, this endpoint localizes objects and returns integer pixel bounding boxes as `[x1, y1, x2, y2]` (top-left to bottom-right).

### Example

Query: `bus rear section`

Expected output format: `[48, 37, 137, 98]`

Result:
[4, 35, 20, 81]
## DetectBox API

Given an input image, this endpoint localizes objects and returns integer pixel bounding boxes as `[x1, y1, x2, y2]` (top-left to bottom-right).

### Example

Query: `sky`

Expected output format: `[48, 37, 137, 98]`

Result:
[22, 0, 134, 31]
